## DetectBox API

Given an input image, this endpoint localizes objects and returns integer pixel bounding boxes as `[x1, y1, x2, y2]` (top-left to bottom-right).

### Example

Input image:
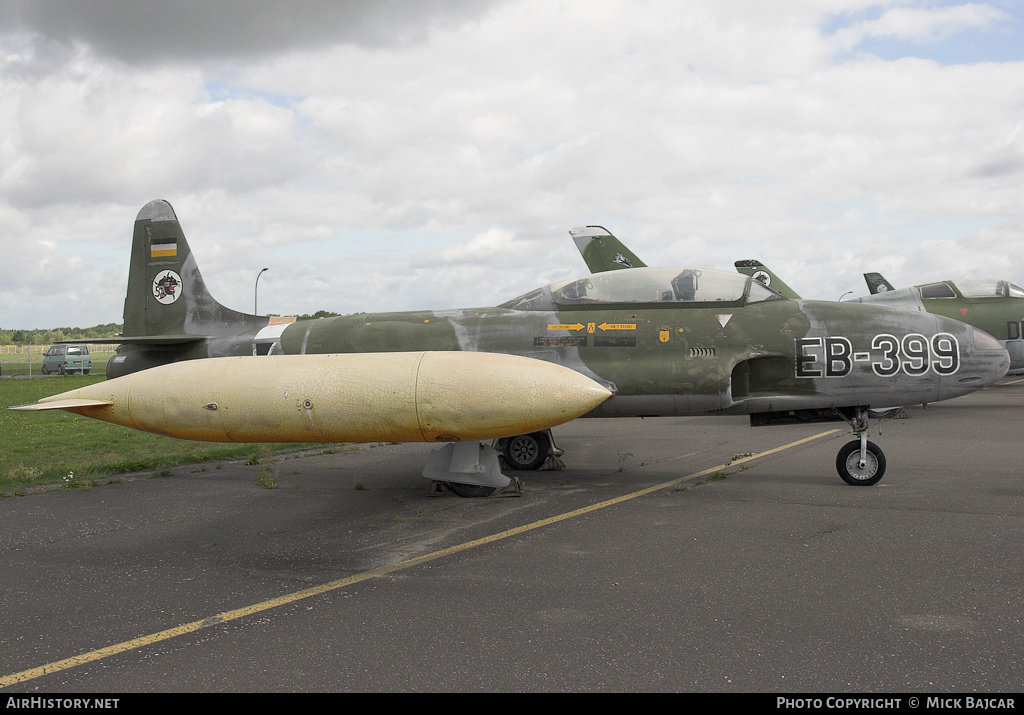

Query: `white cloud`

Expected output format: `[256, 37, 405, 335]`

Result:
[0, 0, 1022, 329]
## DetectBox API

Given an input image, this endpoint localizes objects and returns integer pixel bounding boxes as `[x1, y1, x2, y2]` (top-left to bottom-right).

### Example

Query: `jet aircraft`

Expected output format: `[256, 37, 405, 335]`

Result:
[13, 200, 1010, 492]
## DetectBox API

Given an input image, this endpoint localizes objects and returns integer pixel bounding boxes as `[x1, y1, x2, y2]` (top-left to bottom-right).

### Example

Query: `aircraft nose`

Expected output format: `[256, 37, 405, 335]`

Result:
[943, 326, 1009, 401]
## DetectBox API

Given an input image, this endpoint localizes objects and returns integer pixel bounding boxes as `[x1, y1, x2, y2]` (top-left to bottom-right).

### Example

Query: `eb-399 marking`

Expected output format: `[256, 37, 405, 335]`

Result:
[795, 333, 960, 378]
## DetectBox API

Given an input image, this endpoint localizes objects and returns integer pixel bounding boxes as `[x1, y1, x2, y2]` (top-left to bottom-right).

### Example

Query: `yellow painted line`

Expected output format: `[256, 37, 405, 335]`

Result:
[0, 428, 838, 689]
[547, 323, 585, 331]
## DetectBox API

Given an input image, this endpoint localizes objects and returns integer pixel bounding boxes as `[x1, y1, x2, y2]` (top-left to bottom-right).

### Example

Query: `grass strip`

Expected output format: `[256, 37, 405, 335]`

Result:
[0, 376, 337, 496]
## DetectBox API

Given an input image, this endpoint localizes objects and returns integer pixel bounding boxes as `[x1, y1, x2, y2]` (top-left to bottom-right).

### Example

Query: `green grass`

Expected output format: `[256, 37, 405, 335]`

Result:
[0, 376, 342, 497]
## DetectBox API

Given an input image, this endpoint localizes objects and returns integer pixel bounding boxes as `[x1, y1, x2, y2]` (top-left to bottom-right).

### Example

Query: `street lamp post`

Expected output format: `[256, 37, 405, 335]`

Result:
[255, 267, 269, 314]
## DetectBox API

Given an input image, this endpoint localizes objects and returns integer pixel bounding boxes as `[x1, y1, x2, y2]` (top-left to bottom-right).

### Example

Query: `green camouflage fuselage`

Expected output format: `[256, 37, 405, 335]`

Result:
[268, 299, 1001, 416]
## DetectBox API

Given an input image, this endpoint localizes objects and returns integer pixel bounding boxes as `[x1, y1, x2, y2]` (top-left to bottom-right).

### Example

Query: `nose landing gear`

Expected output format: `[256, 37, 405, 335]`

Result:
[835, 407, 888, 486]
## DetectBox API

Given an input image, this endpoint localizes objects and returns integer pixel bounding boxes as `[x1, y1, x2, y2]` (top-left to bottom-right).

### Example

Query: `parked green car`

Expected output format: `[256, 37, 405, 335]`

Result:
[41, 345, 91, 375]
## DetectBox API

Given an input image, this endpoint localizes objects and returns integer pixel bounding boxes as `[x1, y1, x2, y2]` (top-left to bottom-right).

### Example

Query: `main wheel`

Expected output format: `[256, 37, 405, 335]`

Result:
[41, 364, 49, 375]
[836, 440, 886, 486]
[502, 431, 550, 470]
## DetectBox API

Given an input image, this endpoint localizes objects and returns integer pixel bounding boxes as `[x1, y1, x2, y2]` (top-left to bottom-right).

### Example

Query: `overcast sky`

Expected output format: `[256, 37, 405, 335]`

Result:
[1, 0, 1022, 329]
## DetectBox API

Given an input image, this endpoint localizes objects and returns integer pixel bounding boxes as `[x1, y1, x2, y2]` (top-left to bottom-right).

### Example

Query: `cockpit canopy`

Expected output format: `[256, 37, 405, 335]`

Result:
[921, 279, 1024, 299]
[501, 267, 786, 311]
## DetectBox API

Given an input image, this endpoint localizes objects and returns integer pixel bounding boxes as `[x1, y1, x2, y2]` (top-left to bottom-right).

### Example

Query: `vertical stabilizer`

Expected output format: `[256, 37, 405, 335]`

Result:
[863, 272, 896, 295]
[570, 226, 647, 273]
[123, 200, 268, 339]
[734, 260, 802, 299]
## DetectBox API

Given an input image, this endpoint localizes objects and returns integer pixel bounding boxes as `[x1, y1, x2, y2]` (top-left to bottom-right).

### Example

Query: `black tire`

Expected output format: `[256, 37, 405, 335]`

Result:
[41, 364, 49, 375]
[836, 440, 886, 486]
[502, 431, 550, 470]
[84, 369, 90, 375]
[57, 364, 65, 375]
[445, 482, 497, 498]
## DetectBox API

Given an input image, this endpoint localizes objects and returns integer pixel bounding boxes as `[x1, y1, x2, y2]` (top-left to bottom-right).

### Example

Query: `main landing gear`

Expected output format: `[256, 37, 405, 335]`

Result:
[835, 407, 889, 486]
[496, 429, 563, 471]
[423, 429, 563, 497]
[423, 441, 512, 498]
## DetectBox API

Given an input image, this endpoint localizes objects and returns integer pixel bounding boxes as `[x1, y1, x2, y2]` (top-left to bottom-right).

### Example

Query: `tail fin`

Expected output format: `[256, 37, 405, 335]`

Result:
[123, 200, 268, 340]
[569, 226, 646, 273]
[734, 260, 802, 299]
[863, 272, 895, 294]
[108, 200, 271, 378]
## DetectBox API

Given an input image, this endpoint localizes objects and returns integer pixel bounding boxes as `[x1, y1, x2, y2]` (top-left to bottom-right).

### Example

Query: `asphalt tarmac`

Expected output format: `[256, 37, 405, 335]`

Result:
[1, 378, 1021, 693]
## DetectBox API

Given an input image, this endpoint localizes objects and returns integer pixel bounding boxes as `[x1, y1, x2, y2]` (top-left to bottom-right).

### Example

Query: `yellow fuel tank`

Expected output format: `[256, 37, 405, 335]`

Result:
[15, 352, 613, 443]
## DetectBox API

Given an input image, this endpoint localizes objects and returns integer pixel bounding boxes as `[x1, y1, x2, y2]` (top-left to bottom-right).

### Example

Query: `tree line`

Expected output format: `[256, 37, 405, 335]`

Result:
[0, 324, 123, 346]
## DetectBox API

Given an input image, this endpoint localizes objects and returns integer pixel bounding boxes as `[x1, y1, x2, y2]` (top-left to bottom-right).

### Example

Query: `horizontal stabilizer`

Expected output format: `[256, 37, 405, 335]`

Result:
[106, 335, 207, 346]
[58, 335, 207, 346]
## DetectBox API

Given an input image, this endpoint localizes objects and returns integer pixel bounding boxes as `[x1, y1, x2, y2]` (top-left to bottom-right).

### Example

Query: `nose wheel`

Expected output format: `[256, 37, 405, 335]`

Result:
[836, 438, 886, 485]
[835, 408, 887, 486]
